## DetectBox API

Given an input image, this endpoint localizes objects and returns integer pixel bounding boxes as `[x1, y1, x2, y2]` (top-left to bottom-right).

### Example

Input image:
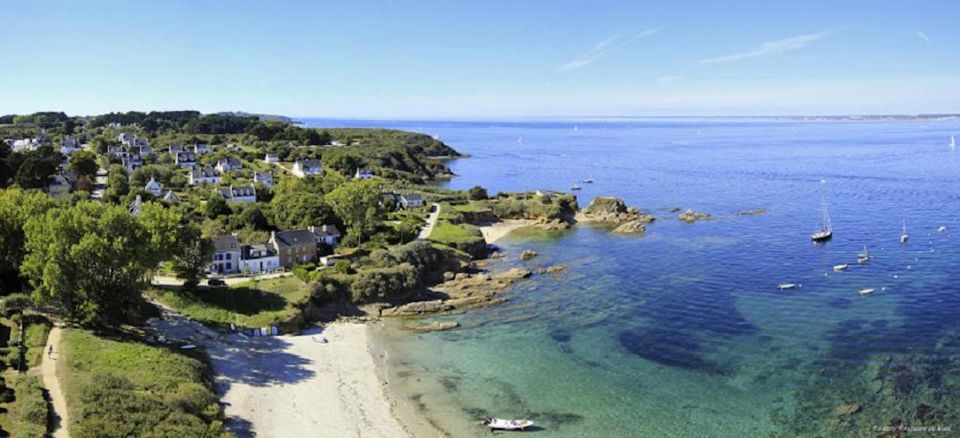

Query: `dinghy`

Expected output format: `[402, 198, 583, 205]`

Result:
[482, 418, 535, 431]
[833, 264, 849, 272]
[778, 283, 799, 290]
[859, 288, 875, 296]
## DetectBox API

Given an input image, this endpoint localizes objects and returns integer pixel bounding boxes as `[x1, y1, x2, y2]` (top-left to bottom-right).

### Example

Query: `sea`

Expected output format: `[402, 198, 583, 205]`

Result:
[301, 117, 960, 437]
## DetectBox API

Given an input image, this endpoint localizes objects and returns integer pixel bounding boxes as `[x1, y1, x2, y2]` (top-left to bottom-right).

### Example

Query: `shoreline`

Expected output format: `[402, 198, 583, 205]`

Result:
[479, 219, 538, 243]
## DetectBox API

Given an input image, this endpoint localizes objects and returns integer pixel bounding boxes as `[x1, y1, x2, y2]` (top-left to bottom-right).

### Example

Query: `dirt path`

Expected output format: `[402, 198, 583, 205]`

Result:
[417, 203, 441, 240]
[41, 326, 69, 438]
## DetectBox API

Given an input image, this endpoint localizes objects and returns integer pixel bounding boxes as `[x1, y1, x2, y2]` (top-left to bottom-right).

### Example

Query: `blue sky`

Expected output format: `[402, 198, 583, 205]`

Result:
[1, 0, 958, 118]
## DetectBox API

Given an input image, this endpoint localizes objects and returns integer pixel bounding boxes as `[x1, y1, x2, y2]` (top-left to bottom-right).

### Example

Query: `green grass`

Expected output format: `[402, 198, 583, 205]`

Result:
[450, 201, 491, 213]
[427, 220, 483, 244]
[146, 276, 311, 328]
[58, 329, 225, 437]
[12, 377, 46, 438]
[13, 319, 51, 368]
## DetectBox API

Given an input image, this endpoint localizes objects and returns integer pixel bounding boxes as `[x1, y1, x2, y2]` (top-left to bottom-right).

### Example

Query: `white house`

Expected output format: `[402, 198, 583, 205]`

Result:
[193, 143, 212, 154]
[60, 135, 83, 156]
[309, 224, 341, 246]
[189, 167, 220, 185]
[215, 158, 242, 174]
[253, 172, 273, 188]
[399, 193, 425, 209]
[264, 153, 280, 164]
[144, 177, 163, 197]
[354, 168, 375, 180]
[117, 132, 135, 146]
[291, 160, 323, 178]
[239, 244, 280, 275]
[176, 152, 197, 168]
[168, 145, 185, 156]
[210, 235, 241, 275]
[219, 184, 257, 204]
[12, 138, 42, 152]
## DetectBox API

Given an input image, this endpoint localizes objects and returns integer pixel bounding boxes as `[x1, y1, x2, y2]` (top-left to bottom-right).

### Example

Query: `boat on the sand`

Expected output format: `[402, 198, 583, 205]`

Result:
[482, 418, 535, 431]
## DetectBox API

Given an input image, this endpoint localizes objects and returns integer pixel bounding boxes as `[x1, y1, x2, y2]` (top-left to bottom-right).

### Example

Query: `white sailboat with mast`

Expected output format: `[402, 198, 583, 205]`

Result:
[950, 135, 956, 150]
[900, 219, 909, 243]
[811, 197, 833, 242]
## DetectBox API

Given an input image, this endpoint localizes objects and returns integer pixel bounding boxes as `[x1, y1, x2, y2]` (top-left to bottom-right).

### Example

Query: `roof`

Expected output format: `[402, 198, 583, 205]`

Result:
[162, 190, 179, 202]
[254, 172, 273, 181]
[176, 151, 197, 161]
[401, 193, 423, 201]
[273, 230, 316, 248]
[220, 184, 256, 198]
[241, 244, 276, 259]
[313, 224, 341, 237]
[190, 167, 218, 178]
[212, 235, 240, 252]
[295, 159, 322, 169]
[218, 158, 242, 167]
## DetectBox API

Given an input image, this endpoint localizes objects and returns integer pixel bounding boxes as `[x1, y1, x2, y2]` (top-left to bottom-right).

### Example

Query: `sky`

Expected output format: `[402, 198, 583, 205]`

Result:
[1, 0, 958, 118]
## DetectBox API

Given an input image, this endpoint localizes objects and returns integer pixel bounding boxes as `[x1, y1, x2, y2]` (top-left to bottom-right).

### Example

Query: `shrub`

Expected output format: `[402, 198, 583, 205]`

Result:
[15, 376, 48, 437]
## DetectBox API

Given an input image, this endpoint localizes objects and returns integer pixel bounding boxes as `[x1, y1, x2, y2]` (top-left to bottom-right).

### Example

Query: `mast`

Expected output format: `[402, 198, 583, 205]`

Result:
[821, 197, 832, 231]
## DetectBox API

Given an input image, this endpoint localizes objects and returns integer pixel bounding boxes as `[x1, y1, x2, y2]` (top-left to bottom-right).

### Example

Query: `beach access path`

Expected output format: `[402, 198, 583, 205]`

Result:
[41, 325, 69, 438]
[417, 203, 441, 240]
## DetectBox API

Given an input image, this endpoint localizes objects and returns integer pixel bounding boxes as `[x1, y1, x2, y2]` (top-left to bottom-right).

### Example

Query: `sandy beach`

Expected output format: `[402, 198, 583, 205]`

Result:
[479, 219, 537, 243]
[148, 311, 427, 437]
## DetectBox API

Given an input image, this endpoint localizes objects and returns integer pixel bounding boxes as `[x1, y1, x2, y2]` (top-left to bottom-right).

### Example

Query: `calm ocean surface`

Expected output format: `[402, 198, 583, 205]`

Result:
[302, 118, 960, 436]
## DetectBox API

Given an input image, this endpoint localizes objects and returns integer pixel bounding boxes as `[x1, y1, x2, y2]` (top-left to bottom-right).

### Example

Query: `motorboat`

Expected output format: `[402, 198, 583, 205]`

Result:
[570, 185, 582, 191]
[900, 220, 909, 243]
[833, 264, 849, 272]
[858, 288, 875, 296]
[938, 225, 947, 233]
[778, 283, 799, 291]
[582, 178, 594, 183]
[482, 418, 535, 431]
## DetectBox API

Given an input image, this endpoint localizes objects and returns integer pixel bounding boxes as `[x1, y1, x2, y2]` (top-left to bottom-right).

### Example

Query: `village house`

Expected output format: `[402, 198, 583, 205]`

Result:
[215, 157, 242, 174]
[269, 230, 318, 267]
[253, 172, 273, 188]
[176, 151, 197, 168]
[117, 132, 135, 146]
[11, 137, 44, 153]
[144, 177, 163, 197]
[239, 244, 280, 275]
[219, 184, 257, 203]
[399, 192, 425, 209]
[263, 153, 280, 164]
[60, 135, 83, 156]
[193, 143, 212, 154]
[210, 235, 241, 275]
[162, 190, 179, 203]
[309, 224, 341, 246]
[291, 159, 323, 178]
[354, 168, 375, 180]
[168, 144, 185, 156]
[189, 167, 220, 185]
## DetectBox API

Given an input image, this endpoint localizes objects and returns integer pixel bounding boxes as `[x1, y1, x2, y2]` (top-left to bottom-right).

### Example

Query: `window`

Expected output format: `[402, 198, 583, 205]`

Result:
[215, 254, 222, 261]
[226, 262, 232, 270]
[226, 253, 232, 260]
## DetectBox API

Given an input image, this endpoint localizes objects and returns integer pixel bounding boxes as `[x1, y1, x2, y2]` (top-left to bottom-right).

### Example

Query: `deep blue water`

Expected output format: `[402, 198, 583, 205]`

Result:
[302, 117, 960, 436]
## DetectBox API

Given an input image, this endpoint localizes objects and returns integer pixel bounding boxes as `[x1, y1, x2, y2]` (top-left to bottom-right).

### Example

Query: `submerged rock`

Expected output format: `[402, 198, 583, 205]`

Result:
[678, 209, 711, 223]
[408, 321, 460, 333]
[537, 264, 568, 275]
[520, 249, 539, 261]
[613, 220, 647, 234]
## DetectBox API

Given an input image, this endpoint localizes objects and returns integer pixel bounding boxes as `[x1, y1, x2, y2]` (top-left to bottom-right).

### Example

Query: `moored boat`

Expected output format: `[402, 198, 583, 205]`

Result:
[778, 283, 799, 290]
[859, 288, 875, 296]
[857, 245, 870, 264]
[482, 418, 535, 431]
[900, 220, 909, 243]
[811, 197, 833, 242]
[570, 184, 582, 191]
[833, 264, 849, 272]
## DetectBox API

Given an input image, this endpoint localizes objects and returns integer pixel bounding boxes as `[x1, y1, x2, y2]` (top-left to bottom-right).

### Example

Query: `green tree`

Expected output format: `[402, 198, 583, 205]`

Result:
[171, 225, 213, 288]
[0, 188, 58, 290]
[104, 164, 129, 204]
[325, 180, 384, 243]
[21, 202, 165, 325]
[68, 150, 99, 180]
[204, 194, 230, 218]
[14, 150, 59, 190]
[467, 185, 488, 200]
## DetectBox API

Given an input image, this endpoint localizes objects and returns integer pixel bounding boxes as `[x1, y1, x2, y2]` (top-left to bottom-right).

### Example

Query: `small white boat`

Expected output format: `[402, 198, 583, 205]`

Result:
[582, 178, 594, 184]
[951, 135, 956, 150]
[859, 288, 875, 296]
[857, 245, 870, 264]
[517, 136, 524, 144]
[778, 283, 799, 290]
[833, 264, 849, 272]
[900, 220, 909, 243]
[570, 185, 582, 191]
[938, 225, 947, 233]
[482, 418, 535, 431]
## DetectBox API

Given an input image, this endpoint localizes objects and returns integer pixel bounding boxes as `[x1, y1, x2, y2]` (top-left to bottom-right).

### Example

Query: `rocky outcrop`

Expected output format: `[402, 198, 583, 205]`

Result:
[381, 267, 532, 316]
[408, 321, 460, 333]
[678, 209, 711, 223]
[520, 250, 538, 261]
[576, 196, 655, 234]
[537, 264, 568, 275]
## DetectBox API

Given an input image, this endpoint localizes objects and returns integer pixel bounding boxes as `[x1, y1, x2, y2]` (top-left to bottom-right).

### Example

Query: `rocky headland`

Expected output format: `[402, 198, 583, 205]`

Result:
[576, 196, 656, 234]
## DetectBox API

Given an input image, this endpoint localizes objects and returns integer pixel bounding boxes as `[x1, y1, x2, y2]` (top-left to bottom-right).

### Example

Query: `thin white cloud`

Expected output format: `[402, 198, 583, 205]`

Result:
[700, 30, 834, 64]
[917, 30, 932, 44]
[557, 28, 664, 72]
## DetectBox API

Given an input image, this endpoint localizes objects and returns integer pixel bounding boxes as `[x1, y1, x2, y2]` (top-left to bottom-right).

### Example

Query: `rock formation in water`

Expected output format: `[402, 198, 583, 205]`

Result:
[576, 196, 655, 234]
[678, 209, 711, 222]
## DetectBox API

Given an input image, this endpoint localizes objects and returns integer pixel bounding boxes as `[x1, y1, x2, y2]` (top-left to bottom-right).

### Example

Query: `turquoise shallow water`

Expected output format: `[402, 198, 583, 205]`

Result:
[304, 118, 960, 436]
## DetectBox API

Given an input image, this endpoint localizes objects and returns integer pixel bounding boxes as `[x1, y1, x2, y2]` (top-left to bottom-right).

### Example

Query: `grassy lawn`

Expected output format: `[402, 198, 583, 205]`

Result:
[0, 315, 52, 370]
[450, 200, 491, 213]
[146, 276, 311, 328]
[58, 329, 225, 437]
[428, 220, 483, 244]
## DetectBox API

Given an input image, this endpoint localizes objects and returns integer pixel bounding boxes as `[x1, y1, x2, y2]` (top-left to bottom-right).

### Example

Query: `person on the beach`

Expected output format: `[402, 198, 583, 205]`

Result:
[48, 345, 53, 358]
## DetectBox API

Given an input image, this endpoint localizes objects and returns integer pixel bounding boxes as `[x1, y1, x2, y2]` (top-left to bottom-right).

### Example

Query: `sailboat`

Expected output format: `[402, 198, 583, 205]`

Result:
[900, 220, 909, 243]
[811, 198, 833, 242]
[950, 135, 956, 150]
[858, 245, 870, 264]
[517, 136, 524, 144]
